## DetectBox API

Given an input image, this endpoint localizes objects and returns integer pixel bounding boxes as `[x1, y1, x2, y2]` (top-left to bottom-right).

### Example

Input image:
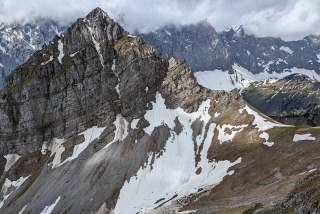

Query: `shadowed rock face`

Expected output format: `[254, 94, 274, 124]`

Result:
[242, 74, 320, 126]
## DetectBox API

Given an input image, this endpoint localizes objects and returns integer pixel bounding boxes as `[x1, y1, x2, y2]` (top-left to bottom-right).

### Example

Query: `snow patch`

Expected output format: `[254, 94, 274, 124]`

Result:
[115, 84, 120, 96]
[143, 93, 211, 135]
[87, 25, 104, 67]
[48, 138, 65, 168]
[4, 153, 21, 171]
[39, 196, 60, 214]
[104, 115, 129, 149]
[164, 30, 171, 36]
[49, 126, 105, 168]
[70, 51, 79, 57]
[0, 176, 30, 208]
[18, 205, 28, 214]
[111, 59, 116, 71]
[62, 126, 106, 164]
[114, 93, 242, 213]
[317, 54, 320, 63]
[293, 133, 316, 142]
[57, 40, 64, 64]
[214, 112, 221, 118]
[41, 56, 53, 65]
[233, 64, 320, 83]
[239, 105, 290, 147]
[178, 210, 197, 214]
[0, 45, 6, 54]
[280, 46, 294, 54]
[131, 119, 140, 129]
[217, 124, 248, 144]
[41, 142, 48, 155]
[259, 132, 274, 147]
[195, 64, 320, 91]
[194, 69, 250, 91]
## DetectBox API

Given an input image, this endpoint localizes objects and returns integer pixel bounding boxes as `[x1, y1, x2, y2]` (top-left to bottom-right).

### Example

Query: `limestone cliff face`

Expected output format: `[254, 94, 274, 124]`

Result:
[0, 8, 218, 213]
[0, 8, 168, 156]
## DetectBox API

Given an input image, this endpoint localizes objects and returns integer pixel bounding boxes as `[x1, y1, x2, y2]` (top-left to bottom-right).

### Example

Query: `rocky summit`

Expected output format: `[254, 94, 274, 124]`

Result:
[0, 8, 320, 214]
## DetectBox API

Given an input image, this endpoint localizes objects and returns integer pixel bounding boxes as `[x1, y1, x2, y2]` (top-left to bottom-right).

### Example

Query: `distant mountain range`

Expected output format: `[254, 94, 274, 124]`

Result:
[1, 19, 320, 89]
[0, 19, 65, 86]
[142, 21, 320, 90]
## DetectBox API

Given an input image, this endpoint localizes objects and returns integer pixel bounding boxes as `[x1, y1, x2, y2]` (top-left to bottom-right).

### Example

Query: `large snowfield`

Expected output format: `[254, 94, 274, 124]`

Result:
[194, 64, 320, 91]
[114, 93, 242, 213]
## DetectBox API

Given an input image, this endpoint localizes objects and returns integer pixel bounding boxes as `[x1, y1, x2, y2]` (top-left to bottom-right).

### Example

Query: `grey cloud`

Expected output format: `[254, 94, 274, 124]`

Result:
[0, 0, 319, 40]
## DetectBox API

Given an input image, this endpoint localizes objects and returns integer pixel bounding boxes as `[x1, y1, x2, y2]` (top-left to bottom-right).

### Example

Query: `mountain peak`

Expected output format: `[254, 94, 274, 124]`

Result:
[234, 25, 246, 37]
[86, 7, 109, 20]
[222, 25, 246, 38]
[60, 7, 126, 55]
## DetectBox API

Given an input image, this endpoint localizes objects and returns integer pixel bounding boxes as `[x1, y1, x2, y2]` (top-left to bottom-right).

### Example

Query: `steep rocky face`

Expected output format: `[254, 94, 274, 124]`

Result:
[0, 7, 173, 158]
[141, 21, 232, 72]
[0, 8, 320, 214]
[242, 74, 320, 126]
[0, 7, 213, 213]
[142, 23, 320, 90]
[0, 19, 66, 86]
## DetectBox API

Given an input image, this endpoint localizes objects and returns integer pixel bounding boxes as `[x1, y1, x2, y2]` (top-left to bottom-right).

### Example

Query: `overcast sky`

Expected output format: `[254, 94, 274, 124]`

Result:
[0, 0, 319, 40]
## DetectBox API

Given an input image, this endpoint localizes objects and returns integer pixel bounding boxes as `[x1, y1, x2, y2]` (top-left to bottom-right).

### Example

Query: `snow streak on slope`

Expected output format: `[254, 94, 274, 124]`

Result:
[239, 105, 291, 147]
[4, 153, 20, 171]
[49, 126, 105, 168]
[194, 70, 249, 91]
[104, 115, 129, 149]
[87, 24, 104, 67]
[57, 40, 64, 64]
[0, 176, 30, 208]
[48, 138, 65, 168]
[39, 196, 60, 214]
[194, 64, 320, 91]
[280, 46, 294, 54]
[233, 65, 320, 82]
[62, 126, 105, 164]
[114, 93, 242, 213]
[18, 205, 27, 214]
[217, 124, 248, 144]
[41, 56, 54, 65]
[293, 133, 316, 142]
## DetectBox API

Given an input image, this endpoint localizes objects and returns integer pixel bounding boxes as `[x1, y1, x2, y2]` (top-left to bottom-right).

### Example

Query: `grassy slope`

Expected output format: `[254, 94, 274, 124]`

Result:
[181, 100, 320, 213]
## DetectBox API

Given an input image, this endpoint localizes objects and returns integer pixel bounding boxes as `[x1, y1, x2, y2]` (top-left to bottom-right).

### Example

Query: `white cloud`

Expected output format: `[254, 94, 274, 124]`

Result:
[0, 0, 319, 40]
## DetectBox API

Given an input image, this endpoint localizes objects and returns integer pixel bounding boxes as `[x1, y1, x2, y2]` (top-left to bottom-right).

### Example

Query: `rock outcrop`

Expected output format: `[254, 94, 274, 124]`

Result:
[242, 74, 320, 126]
